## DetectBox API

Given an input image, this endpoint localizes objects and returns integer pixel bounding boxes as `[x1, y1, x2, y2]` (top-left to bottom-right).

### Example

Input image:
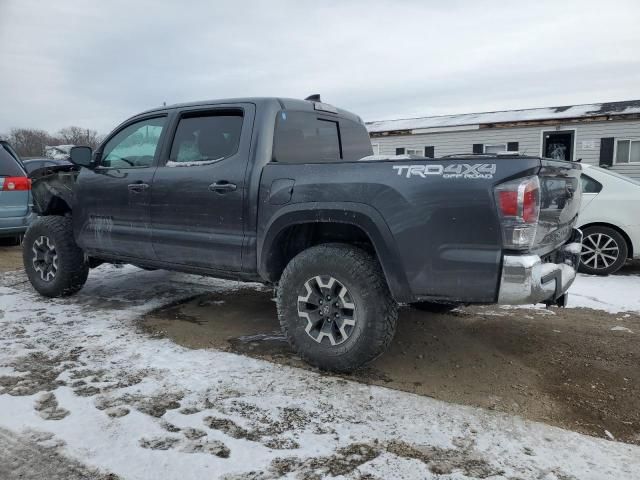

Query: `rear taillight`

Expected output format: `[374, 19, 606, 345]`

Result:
[494, 176, 540, 250]
[1, 176, 31, 191]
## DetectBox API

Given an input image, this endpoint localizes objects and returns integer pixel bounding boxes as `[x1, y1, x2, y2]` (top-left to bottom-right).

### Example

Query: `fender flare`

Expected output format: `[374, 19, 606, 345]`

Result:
[258, 202, 413, 302]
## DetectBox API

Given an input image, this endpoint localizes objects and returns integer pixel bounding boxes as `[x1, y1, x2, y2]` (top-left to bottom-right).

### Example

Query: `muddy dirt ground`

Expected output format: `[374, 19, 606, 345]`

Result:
[0, 238, 23, 273]
[140, 267, 640, 446]
[2, 242, 639, 447]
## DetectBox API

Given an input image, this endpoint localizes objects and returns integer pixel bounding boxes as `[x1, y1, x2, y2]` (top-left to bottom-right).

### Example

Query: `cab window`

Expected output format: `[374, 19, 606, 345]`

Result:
[101, 117, 166, 168]
[581, 174, 603, 193]
[273, 111, 341, 163]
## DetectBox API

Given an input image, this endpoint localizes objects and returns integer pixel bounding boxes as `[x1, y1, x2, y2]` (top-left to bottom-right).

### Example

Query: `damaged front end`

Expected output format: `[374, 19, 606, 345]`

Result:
[29, 164, 80, 215]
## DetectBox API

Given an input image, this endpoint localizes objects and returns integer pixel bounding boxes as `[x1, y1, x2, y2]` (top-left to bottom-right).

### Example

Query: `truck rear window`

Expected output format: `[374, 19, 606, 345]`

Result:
[273, 111, 372, 163]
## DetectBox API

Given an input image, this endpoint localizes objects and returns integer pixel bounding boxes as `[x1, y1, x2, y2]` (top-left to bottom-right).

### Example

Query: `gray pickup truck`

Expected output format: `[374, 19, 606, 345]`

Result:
[24, 96, 583, 371]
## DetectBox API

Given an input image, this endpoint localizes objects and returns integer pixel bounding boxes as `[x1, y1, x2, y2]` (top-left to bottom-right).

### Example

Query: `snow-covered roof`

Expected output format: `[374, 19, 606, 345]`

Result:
[367, 100, 640, 134]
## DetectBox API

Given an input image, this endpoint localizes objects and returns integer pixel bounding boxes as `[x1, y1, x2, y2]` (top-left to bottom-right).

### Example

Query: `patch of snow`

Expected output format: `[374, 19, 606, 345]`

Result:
[567, 273, 640, 313]
[45, 144, 75, 160]
[0, 265, 639, 479]
[611, 326, 634, 333]
[503, 272, 640, 314]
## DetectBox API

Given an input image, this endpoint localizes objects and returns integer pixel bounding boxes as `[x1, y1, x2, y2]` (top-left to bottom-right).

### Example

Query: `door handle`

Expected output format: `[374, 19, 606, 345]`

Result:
[209, 181, 237, 193]
[128, 182, 149, 193]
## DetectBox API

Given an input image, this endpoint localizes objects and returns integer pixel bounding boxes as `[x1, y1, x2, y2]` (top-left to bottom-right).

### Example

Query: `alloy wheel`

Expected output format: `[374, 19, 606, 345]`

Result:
[297, 275, 357, 345]
[32, 235, 58, 282]
[581, 233, 619, 271]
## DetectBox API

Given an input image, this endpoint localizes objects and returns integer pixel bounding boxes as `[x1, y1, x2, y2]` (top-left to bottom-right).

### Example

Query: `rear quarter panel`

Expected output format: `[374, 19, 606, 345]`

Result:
[259, 157, 543, 303]
[578, 168, 640, 258]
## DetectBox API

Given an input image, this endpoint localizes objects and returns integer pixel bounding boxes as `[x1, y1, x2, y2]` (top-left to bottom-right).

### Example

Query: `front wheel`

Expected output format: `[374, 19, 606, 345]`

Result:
[276, 244, 398, 372]
[579, 226, 628, 275]
[23, 216, 89, 297]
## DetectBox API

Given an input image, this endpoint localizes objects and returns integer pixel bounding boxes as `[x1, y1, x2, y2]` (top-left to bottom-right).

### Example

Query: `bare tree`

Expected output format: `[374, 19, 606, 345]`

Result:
[4, 128, 58, 158]
[57, 126, 102, 149]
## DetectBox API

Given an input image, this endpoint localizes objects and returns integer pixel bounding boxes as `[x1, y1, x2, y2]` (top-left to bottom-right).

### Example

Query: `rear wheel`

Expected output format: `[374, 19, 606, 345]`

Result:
[579, 226, 628, 275]
[23, 216, 89, 297]
[277, 244, 398, 372]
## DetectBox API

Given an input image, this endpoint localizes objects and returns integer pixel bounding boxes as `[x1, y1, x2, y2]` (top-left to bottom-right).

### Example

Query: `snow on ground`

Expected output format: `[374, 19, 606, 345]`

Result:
[566, 272, 640, 313]
[1, 265, 639, 479]
[498, 271, 640, 315]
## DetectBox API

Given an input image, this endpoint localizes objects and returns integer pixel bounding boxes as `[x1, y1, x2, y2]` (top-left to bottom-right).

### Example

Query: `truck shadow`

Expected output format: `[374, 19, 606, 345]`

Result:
[140, 286, 640, 445]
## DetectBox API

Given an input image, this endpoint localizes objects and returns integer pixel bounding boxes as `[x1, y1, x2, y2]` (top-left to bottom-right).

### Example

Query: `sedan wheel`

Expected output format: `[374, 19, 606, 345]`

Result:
[579, 226, 628, 275]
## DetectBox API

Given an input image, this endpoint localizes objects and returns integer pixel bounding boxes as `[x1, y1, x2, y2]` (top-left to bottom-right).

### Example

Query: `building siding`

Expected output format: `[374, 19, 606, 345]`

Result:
[369, 119, 640, 179]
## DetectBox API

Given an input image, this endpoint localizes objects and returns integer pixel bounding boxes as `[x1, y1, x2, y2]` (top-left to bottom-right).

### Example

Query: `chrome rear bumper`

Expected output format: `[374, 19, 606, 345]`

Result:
[497, 229, 582, 305]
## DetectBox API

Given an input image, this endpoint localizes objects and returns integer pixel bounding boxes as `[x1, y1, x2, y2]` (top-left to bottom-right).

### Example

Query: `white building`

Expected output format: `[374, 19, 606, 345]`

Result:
[367, 100, 640, 179]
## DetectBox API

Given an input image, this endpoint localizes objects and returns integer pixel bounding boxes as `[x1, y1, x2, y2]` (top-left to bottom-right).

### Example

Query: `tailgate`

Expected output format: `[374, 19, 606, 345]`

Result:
[534, 159, 582, 255]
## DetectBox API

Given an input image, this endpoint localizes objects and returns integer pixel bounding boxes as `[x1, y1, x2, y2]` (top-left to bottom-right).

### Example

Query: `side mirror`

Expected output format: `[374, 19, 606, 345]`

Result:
[69, 146, 94, 168]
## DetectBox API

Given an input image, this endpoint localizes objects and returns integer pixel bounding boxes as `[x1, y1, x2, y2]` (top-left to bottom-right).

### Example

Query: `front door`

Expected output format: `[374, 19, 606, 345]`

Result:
[150, 104, 255, 271]
[74, 115, 168, 260]
[543, 130, 574, 161]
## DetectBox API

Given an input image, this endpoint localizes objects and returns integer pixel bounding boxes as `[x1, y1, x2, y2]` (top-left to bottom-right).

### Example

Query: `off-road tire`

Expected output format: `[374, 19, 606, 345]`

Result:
[23, 216, 89, 297]
[578, 226, 628, 276]
[410, 301, 458, 313]
[277, 243, 398, 372]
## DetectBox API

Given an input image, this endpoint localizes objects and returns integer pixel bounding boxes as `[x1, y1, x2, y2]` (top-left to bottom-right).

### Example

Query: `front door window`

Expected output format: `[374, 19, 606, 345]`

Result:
[101, 117, 166, 168]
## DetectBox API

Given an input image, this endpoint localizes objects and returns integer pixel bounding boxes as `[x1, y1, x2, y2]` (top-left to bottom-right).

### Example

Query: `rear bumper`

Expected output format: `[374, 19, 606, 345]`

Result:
[0, 211, 36, 237]
[497, 229, 582, 305]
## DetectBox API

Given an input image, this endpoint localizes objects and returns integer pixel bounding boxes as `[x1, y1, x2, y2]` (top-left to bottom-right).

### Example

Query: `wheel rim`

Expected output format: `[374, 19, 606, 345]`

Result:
[581, 233, 619, 270]
[297, 275, 357, 346]
[32, 235, 58, 282]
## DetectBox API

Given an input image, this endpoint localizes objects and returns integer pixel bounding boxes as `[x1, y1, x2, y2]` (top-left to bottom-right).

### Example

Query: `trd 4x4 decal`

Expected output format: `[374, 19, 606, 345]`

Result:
[392, 163, 496, 179]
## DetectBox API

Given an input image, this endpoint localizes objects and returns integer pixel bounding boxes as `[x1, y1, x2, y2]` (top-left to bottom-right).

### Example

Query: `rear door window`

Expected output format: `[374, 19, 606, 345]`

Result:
[168, 111, 243, 165]
[0, 144, 26, 176]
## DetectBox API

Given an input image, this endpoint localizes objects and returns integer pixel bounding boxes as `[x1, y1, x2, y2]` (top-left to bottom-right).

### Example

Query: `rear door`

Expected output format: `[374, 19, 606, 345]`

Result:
[150, 104, 255, 271]
[73, 115, 168, 259]
[0, 144, 30, 220]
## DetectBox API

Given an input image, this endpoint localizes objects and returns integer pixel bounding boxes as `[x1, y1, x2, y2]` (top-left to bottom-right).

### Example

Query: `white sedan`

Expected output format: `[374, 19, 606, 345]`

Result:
[578, 164, 640, 275]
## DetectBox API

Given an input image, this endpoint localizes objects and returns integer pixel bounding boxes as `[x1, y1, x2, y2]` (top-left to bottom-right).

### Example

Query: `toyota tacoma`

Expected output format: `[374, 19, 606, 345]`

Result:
[23, 96, 583, 371]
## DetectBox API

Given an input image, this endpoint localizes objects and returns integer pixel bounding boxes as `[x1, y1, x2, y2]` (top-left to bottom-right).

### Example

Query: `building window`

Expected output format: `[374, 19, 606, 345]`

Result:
[406, 148, 422, 156]
[395, 147, 405, 155]
[424, 146, 435, 158]
[615, 139, 640, 164]
[484, 144, 507, 154]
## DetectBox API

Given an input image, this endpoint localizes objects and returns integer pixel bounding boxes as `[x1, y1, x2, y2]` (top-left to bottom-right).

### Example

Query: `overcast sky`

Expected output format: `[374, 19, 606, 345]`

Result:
[1, 0, 639, 134]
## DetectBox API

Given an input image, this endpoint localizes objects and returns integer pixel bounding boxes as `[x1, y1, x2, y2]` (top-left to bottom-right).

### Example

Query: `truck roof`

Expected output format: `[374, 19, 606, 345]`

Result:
[138, 97, 364, 124]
